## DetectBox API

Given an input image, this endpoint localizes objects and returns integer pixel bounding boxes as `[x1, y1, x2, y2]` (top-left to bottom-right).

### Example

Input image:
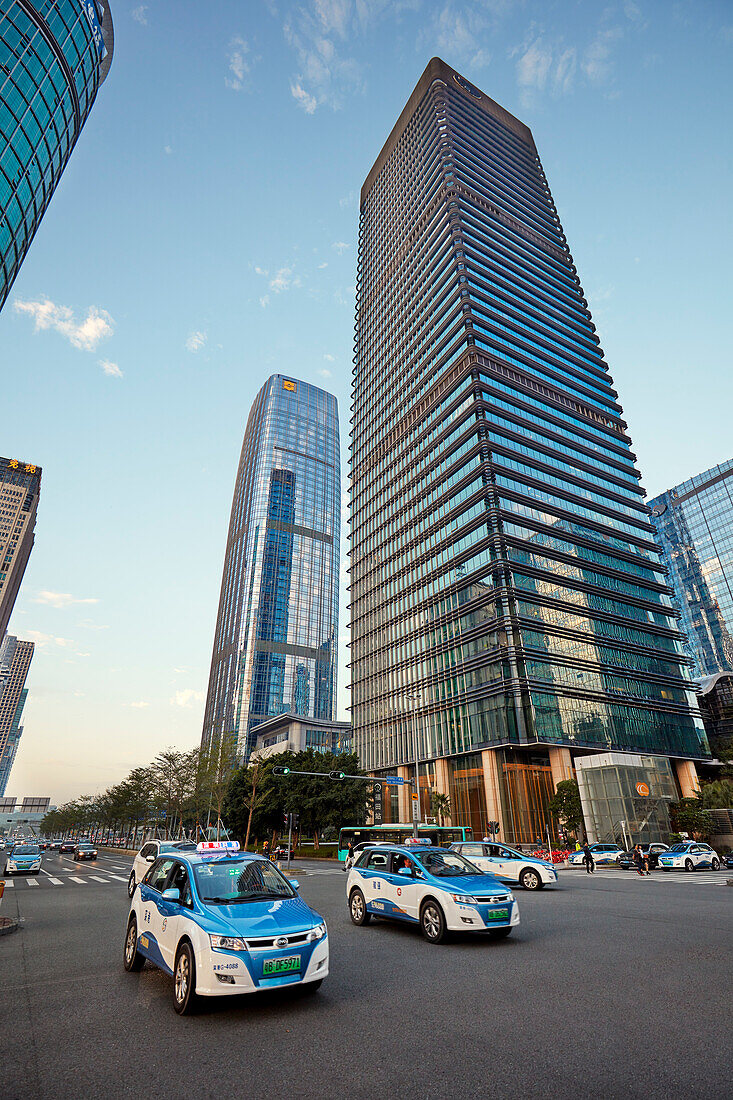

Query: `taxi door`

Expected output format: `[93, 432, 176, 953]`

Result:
[362, 849, 391, 912]
[156, 861, 192, 972]
[384, 853, 420, 921]
[139, 857, 176, 970]
[476, 843, 514, 881]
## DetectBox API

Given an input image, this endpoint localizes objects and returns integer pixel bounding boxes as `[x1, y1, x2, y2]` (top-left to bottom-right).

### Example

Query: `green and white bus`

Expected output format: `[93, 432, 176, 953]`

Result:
[337, 823, 473, 862]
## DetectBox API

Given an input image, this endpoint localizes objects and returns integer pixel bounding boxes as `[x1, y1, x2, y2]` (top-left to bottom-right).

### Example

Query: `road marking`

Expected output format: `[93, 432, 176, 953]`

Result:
[48, 877, 64, 885]
[68, 877, 86, 884]
[3, 878, 14, 887]
[104, 874, 128, 882]
[89, 875, 109, 883]
[26, 877, 39, 886]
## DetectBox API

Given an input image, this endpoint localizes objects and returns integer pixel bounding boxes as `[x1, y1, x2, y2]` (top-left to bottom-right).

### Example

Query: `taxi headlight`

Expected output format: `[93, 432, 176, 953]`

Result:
[451, 894, 478, 905]
[506, 894, 515, 902]
[306, 922, 327, 943]
[209, 934, 247, 952]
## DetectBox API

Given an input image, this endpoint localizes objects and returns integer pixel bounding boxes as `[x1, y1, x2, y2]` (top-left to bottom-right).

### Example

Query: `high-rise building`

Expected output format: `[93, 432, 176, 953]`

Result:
[0, 0, 114, 310]
[649, 459, 733, 677]
[201, 376, 341, 761]
[350, 58, 708, 844]
[0, 456, 41, 642]
[0, 634, 34, 795]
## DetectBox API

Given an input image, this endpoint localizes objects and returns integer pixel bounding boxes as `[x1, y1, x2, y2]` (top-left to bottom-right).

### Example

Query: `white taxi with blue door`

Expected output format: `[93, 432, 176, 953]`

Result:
[346, 841, 520, 944]
[658, 842, 721, 872]
[450, 840, 557, 890]
[123, 841, 328, 1013]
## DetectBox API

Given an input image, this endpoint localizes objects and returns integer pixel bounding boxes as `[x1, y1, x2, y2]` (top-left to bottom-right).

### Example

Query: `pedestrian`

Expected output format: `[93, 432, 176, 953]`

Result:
[632, 844, 645, 876]
[643, 848, 652, 876]
[344, 839, 355, 872]
[262, 839, 270, 859]
[482, 835, 490, 843]
[582, 840, 595, 874]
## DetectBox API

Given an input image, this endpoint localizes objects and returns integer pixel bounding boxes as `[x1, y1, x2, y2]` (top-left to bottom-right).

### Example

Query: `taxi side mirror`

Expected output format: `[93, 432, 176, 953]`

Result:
[397, 867, 412, 877]
[290, 879, 300, 890]
[161, 887, 180, 901]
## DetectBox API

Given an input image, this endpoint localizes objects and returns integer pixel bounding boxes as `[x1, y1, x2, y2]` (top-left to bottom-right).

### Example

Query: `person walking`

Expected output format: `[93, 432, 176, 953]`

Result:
[632, 844, 645, 876]
[262, 839, 270, 860]
[582, 841, 595, 874]
[344, 839, 355, 872]
[643, 848, 652, 876]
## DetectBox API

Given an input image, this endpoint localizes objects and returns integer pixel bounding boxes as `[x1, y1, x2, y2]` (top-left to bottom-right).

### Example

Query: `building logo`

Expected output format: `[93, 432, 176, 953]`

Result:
[283, 380, 297, 392]
[81, 1, 107, 59]
[452, 73, 482, 100]
[636, 782, 650, 797]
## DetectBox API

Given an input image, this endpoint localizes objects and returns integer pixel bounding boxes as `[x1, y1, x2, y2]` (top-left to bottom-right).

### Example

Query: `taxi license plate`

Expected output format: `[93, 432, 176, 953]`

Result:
[263, 955, 301, 976]
[486, 909, 509, 920]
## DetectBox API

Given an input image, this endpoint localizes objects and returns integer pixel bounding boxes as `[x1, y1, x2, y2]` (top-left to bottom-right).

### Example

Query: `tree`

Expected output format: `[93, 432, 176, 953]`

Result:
[700, 779, 733, 809]
[429, 790, 451, 825]
[670, 795, 714, 839]
[199, 731, 240, 838]
[547, 779, 584, 837]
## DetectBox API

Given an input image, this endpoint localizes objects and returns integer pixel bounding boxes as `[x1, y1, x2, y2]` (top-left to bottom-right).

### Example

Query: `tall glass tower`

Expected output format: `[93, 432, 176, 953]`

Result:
[350, 58, 708, 844]
[0, 456, 41, 643]
[0, 0, 114, 311]
[649, 458, 733, 677]
[202, 376, 341, 761]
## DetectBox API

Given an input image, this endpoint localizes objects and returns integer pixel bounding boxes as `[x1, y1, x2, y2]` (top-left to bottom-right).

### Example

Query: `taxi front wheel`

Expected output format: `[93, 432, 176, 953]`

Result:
[349, 889, 371, 925]
[519, 868, 543, 890]
[174, 943, 200, 1015]
[123, 916, 145, 972]
[420, 900, 446, 944]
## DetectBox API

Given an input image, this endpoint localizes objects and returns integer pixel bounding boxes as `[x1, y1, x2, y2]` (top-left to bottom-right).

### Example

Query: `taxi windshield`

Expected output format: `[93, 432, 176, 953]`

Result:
[415, 849, 479, 877]
[193, 858, 296, 904]
[667, 843, 690, 852]
[13, 845, 39, 855]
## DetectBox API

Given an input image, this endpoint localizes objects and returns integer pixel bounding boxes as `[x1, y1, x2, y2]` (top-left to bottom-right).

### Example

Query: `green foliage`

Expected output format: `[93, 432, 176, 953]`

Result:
[223, 749, 370, 846]
[429, 790, 451, 826]
[699, 778, 733, 809]
[547, 779, 584, 834]
[669, 795, 714, 839]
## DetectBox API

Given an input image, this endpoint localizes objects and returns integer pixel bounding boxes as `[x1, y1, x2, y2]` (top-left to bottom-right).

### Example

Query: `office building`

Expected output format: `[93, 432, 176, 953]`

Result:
[201, 376, 341, 762]
[649, 459, 733, 677]
[0, 456, 41, 642]
[350, 58, 708, 845]
[697, 671, 733, 764]
[0, 0, 114, 310]
[0, 634, 33, 795]
[251, 713, 351, 761]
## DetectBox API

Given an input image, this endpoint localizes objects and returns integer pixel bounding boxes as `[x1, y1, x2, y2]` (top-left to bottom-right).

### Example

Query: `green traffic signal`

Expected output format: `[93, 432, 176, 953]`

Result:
[272, 766, 290, 776]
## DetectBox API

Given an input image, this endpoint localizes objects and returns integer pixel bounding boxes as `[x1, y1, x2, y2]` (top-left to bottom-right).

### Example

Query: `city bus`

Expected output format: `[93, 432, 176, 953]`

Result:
[337, 824, 473, 862]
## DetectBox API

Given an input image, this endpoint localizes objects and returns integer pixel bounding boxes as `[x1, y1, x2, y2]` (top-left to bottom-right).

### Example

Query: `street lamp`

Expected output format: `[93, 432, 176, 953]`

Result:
[405, 691, 425, 839]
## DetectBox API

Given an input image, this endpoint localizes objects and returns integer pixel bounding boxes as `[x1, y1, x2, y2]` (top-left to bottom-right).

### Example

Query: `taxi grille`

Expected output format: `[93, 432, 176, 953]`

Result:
[475, 896, 509, 904]
[244, 932, 310, 950]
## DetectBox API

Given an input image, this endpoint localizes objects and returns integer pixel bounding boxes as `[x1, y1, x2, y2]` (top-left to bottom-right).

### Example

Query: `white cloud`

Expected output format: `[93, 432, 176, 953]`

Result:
[34, 590, 99, 609]
[339, 190, 355, 209]
[132, 4, 147, 25]
[259, 294, 270, 309]
[128, 701, 150, 709]
[317, 261, 328, 269]
[226, 35, 253, 91]
[25, 630, 74, 649]
[516, 38, 553, 92]
[164, 144, 173, 155]
[270, 266, 294, 292]
[420, 1, 495, 69]
[332, 240, 349, 254]
[581, 28, 622, 85]
[185, 330, 207, 352]
[318, 368, 332, 378]
[254, 265, 302, 296]
[172, 688, 205, 708]
[513, 23, 623, 105]
[324, 353, 336, 361]
[291, 82, 318, 113]
[14, 298, 114, 351]
[99, 359, 123, 378]
[283, 1, 369, 113]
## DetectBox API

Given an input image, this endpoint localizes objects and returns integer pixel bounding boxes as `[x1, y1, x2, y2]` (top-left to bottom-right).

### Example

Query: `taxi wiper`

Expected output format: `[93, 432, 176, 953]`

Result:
[203, 895, 237, 903]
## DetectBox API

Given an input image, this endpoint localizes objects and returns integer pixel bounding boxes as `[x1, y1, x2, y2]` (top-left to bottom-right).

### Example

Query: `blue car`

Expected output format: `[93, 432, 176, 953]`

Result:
[4, 842, 42, 875]
[346, 841, 519, 943]
[124, 841, 328, 1014]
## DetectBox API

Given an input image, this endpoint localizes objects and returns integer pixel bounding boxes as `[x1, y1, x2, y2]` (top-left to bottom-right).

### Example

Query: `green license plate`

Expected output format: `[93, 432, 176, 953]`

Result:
[263, 955, 301, 976]
[486, 909, 509, 920]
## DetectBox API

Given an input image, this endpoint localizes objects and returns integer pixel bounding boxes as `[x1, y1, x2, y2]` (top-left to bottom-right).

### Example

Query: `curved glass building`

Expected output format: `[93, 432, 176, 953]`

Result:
[201, 376, 341, 761]
[0, 0, 114, 310]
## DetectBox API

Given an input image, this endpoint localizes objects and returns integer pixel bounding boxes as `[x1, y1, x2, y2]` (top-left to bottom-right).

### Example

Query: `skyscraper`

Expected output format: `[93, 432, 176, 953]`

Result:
[350, 58, 708, 844]
[201, 376, 341, 761]
[0, 0, 114, 310]
[0, 456, 41, 642]
[0, 634, 33, 795]
[649, 459, 733, 677]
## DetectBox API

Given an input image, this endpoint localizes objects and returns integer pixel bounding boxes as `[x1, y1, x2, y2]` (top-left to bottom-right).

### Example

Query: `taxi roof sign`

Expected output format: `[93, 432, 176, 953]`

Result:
[402, 838, 432, 847]
[196, 840, 240, 854]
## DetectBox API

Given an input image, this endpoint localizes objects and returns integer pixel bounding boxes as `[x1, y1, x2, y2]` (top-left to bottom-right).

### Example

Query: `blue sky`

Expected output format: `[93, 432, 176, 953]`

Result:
[2, 0, 731, 802]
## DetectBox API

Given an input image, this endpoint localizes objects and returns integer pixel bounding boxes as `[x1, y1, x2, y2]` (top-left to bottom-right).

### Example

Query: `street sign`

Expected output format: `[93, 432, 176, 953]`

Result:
[411, 793, 419, 822]
[383, 776, 405, 786]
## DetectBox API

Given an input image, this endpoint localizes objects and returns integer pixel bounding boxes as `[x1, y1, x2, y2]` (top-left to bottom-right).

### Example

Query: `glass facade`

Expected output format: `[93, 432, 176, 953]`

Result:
[575, 752, 677, 845]
[201, 376, 341, 761]
[0, 0, 114, 310]
[350, 58, 709, 789]
[649, 459, 733, 677]
[0, 455, 41, 642]
[0, 634, 33, 796]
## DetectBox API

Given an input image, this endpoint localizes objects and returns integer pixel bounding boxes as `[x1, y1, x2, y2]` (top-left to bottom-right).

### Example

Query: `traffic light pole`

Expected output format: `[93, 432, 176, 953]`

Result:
[287, 814, 293, 872]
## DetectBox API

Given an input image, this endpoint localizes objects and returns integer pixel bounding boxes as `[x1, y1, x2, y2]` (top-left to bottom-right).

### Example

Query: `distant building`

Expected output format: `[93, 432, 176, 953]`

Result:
[251, 713, 351, 761]
[0, 795, 52, 836]
[0, 0, 114, 310]
[0, 457, 41, 642]
[0, 634, 34, 796]
[649, 459, 733, 677]
[697, 672, 733, 762]
[201, 376, 341, 762]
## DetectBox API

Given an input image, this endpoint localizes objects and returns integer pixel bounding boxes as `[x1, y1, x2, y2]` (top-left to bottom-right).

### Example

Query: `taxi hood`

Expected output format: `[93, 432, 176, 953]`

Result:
[197, 894, 318, 937]
[437, 873, 510, 894]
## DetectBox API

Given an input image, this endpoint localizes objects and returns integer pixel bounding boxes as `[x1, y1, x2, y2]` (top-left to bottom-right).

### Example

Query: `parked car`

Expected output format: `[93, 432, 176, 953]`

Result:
[618, 843, 669, 871]
[272, 843, 296, 861]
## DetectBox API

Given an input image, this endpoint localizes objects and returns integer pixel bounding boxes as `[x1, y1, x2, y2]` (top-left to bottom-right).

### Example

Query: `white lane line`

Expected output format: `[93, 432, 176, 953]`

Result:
[104, 874, 128, 882]
[89, 875, 110, 883]
[68, 877, 86, 884]
[26, 877, 39, 886]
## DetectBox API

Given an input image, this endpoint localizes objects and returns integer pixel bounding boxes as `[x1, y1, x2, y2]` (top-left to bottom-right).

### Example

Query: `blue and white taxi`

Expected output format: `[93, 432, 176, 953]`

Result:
[658, 842, 721, 872]
[346, 841, 519, 944]
[450, 840, 557, 890]
[567, 843, 624, 867]
[123, 841, 328, 1013]
[3, 842, 42, 875]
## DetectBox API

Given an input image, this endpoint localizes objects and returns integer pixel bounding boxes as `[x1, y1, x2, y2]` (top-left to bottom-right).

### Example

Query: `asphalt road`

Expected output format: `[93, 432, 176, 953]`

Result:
[1, 851, 730, 1100]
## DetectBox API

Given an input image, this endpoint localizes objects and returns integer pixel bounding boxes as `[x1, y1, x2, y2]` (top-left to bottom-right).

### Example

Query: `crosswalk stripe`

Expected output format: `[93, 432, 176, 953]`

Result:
[68, 877, 86, 884]
[3, 878, 14, 887]
[89, 875, 109, 882]
[105, 874, 128, 882]
[48, 877, 63, 885]
[26, 877, 39, 886]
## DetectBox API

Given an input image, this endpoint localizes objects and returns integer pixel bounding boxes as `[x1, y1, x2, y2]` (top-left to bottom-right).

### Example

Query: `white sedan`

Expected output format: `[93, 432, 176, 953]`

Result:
[451, 841, 557, 890]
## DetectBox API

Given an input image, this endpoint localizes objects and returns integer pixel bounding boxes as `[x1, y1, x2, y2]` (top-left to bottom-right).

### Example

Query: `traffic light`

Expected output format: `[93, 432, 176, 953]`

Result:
[283, 812, 290, 829]
[329, 770, 345, 781]
[272, 766, 290, 776]
[291, 812, 299, 827]
[486, 821, 500, 835]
